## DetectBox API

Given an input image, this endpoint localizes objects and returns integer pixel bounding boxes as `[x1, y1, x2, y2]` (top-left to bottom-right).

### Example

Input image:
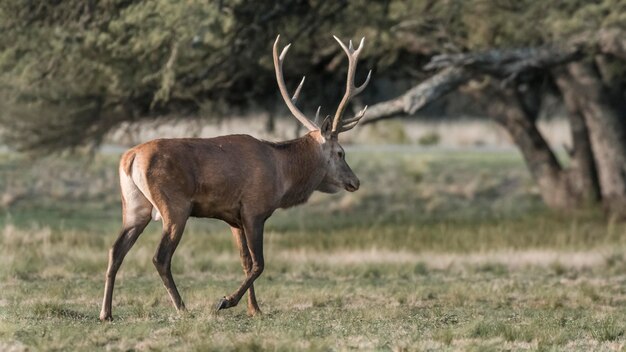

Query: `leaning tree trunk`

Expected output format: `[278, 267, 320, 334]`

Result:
[485, 86, 582, 209]
[554, 71, 601, 205]
[562, 61, 626, 218]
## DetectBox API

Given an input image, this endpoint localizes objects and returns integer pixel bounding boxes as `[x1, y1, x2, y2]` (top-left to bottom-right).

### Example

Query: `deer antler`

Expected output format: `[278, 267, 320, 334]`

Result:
[331, 36, 372, 135]
[273, 35, 318, 132]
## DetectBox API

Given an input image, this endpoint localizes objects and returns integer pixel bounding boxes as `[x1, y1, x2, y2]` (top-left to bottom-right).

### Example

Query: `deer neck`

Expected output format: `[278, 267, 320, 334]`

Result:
[273, 131, 327, 208]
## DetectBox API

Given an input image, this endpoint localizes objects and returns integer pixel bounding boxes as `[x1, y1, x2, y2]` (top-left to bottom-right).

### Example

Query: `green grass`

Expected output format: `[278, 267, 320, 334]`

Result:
[1, 148, 626, 351]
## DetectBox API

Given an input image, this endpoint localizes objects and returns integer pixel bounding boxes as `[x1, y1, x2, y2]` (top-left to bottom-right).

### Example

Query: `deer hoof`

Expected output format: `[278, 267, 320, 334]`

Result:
[215, 297, 230, 311]
[99, 313, 113, 322]
[247, 308, 263, 317]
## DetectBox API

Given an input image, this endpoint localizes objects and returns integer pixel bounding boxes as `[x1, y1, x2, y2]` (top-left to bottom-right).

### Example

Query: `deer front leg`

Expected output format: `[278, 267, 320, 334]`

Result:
[229, 226, 262, 316]
[216, 218, 264, 313]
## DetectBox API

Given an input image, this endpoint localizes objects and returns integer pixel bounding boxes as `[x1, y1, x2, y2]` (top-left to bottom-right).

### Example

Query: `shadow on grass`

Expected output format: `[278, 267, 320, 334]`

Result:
[31, 302, 91, 321]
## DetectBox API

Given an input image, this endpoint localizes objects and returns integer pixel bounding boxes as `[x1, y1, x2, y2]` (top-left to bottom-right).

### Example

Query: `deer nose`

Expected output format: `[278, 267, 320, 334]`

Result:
[346, 179, 360, 192]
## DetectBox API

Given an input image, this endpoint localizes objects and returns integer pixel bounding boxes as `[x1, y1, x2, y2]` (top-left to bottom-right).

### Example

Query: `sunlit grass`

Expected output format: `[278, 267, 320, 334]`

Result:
[1, 149, 626, 350]
[2, 250, 626, 351]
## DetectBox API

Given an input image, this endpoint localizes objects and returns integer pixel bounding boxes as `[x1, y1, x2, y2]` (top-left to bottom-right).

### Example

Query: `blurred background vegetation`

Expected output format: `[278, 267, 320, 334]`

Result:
[1, 0, 626, 219]
[2, 2, 626, 349]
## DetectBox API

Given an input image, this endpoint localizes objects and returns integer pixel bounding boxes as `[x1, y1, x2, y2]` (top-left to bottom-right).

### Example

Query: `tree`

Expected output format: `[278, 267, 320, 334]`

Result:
[0, 0, 368, 152]
[1, 0, 626, 216]
[361, 1, 626, 217]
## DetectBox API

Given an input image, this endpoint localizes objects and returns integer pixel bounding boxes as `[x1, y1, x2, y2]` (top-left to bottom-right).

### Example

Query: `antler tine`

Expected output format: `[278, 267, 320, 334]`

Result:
[291, 76, 305, 104]
[356, 37, 365, 52]
[354, 70, 372, 95]
[338, 106, 368, 133]
[333, 35, 350, 55]
[279, 43, 291, 61]
[341, 105, 368, 125]
[338, 114, 364, 132]
[330, 36, 371, 135]
[339, 121, 360, 133]
[314, 106, 322, 125]
[336, 105, 368, 135]
[273, 35, 318, 132]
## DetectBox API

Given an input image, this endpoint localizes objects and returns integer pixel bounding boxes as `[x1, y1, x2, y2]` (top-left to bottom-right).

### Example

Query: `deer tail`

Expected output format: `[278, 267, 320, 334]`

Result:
[120, 150, 136, 177]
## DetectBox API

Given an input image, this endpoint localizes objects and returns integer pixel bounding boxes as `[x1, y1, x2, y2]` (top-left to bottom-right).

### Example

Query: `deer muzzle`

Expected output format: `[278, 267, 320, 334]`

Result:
[345, 178, 360, 192]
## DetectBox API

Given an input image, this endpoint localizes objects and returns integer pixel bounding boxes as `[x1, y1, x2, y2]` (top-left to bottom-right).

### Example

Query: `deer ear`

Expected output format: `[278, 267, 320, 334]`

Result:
[320, 116, 332, 137]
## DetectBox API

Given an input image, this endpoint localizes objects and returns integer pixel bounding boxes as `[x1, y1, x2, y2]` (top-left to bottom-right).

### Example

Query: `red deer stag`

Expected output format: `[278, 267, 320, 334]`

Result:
[99, 35, 371, 321]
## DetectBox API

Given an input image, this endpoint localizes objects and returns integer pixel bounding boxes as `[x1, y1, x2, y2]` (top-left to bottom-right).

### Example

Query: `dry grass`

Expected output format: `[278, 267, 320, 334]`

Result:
[1, 222, 625, 351]
[1, 149, 626, 351]
[273, 248, 609, 270]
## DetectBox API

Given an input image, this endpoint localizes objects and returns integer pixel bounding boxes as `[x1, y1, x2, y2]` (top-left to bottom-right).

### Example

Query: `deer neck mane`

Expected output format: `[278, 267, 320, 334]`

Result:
[269, 131, 327, 208]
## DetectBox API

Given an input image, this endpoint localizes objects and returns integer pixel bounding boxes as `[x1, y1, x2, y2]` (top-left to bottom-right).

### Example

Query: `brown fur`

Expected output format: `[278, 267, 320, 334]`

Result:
[99, 130, 359, 320]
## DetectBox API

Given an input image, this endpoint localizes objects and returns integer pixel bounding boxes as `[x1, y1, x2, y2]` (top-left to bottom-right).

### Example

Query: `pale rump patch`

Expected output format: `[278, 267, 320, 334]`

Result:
[151, 208, 162, 221]
[134, 159, 160, 202]
[119, 158, 159, 224]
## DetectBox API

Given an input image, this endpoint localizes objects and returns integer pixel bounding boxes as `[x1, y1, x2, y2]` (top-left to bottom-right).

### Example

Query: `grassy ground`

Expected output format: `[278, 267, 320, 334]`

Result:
[1, 148, 625, 351]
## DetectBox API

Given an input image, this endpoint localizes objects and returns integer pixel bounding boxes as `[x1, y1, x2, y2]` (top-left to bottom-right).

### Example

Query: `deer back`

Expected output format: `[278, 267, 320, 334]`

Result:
[122, 133, 328, 223]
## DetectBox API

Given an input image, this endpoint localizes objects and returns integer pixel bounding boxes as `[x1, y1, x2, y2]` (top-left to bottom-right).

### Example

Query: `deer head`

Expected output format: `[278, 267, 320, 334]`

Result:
[273, 35, 371, 193]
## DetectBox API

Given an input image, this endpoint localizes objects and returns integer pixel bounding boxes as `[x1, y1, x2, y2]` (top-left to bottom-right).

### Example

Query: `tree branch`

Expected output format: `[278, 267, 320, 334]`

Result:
[361, 67, 470, 124]
[425, 45, 583, 78]
[362, 43, 584, 124]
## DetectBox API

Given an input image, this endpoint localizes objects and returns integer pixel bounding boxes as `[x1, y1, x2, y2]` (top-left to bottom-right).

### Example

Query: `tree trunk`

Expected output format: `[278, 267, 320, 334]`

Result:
[563, 61, 626, 217]
[486, 87, 579, 209]
[361, 44, 615, 213]
[554, 71, 601, 204]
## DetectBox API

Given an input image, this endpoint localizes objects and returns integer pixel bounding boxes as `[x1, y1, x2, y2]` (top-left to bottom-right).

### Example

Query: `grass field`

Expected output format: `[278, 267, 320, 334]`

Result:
[1, 148, 625, 351]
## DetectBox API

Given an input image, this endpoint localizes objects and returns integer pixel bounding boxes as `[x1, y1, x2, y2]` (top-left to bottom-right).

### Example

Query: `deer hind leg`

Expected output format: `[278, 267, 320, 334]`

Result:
[216, 217, 265, 312]
[153, 206, 190, 312]
[230, 226, 262, 316]
[100, 192, 152, 321]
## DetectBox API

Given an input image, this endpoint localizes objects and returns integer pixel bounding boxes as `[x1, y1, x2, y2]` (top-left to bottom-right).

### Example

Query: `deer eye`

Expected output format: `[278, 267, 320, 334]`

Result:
[337, 151, 344, 158]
